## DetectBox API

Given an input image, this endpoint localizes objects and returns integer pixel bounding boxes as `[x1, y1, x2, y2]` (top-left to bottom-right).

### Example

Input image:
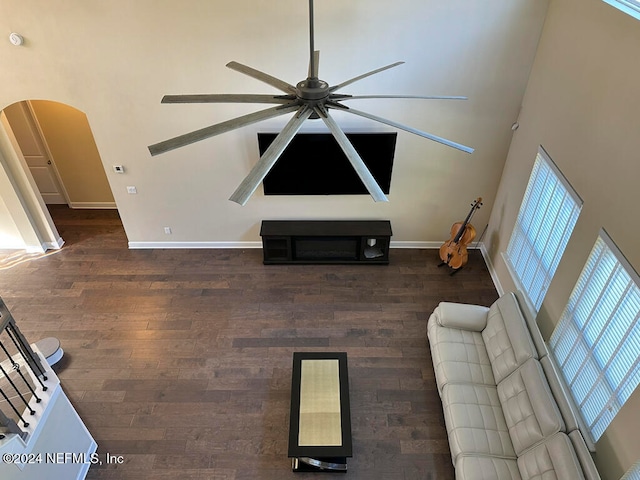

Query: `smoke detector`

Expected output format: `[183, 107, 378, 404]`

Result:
[9, 33, 24, 46]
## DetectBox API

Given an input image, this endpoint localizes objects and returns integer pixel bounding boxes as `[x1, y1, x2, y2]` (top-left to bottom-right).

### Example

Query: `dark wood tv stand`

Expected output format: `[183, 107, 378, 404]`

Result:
[260, 220, 392, 265]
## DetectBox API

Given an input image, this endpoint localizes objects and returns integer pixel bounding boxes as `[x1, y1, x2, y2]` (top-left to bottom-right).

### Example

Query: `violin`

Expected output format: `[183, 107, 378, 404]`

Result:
[439, 197, 482, 270]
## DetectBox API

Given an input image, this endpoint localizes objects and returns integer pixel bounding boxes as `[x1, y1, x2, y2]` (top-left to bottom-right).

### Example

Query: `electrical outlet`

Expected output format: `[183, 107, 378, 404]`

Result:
[164, 227, 172, 235]
[126, 186, 137, 194]
[113, 165, 125, 173]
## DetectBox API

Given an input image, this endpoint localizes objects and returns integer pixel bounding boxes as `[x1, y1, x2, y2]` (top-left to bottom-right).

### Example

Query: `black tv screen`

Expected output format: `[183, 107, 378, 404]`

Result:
[259, 132, 396, 195]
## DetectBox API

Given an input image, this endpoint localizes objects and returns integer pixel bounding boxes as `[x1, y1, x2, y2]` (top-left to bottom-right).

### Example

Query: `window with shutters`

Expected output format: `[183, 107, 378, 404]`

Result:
[621, 460, 640, 480]
[504, 147, 582, 312]
[549, 230, 640, 442]
[602, 0, 640, 21]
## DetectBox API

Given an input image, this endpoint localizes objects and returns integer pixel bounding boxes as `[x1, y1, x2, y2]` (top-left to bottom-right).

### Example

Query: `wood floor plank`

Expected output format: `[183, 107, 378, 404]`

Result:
[0, 205, 499, 479]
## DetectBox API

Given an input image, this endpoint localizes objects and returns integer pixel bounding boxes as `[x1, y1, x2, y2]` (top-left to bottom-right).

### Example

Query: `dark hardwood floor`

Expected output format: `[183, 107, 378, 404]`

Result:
[0, 206, 498, 479]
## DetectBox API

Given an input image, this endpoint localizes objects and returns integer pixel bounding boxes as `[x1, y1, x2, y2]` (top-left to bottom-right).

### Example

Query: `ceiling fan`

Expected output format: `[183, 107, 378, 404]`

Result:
[148, 0, 474, 206]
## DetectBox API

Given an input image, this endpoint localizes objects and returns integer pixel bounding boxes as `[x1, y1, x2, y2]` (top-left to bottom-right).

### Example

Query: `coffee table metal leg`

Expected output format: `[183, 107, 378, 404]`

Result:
[293, 456, 347, 472]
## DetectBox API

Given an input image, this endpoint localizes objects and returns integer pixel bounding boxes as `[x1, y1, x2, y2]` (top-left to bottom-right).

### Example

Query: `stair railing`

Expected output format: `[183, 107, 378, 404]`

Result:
[0, 297, 49, 441]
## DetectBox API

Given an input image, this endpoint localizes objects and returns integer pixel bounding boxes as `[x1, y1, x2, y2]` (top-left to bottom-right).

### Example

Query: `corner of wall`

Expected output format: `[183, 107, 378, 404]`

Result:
[480, 241, 505, 297]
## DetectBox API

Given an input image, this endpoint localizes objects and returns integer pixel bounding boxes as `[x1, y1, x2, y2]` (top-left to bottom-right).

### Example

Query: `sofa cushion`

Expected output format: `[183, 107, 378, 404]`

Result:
[517, 433, 585, 479]
[482, 293, 538, 383]
[498, 359, 565, 455]
[455, 456, 521, 480]
[428, 316, 496, 392]
[454, 434, 587, 480]
[442, 383, 516, 462]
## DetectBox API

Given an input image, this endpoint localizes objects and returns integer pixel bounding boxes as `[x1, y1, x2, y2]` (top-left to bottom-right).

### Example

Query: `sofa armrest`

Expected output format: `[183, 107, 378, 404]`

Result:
[435, 302, 490, 331]
[569, 431, 602, 480]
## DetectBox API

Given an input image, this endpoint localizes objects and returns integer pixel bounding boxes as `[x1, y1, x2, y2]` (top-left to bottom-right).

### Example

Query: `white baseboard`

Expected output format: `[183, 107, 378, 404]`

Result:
[41, 236, 65, 251]
[128, 240, 488, 251]
[480, 243, 505, 296]
[390, 241, 441, 249]
[128, 241, 263, 249]
[70, 202, 117, 209]
[390, 241, 483, 250]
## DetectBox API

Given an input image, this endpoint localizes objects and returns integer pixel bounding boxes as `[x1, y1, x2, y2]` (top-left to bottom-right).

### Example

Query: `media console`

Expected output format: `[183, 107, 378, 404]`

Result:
[260, 220, 392, 265]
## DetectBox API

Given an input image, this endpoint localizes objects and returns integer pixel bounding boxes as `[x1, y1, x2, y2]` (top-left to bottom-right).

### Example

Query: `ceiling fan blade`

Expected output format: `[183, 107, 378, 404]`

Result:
[148, 104, 299, 156]
[226, 61, 297, 95]
[229, 107, 313, 205]
[338, 95, 468, 101]
[161, 94, 295, 104]
[308, 50, 320, 79]
[317, 109, 388, 202]
[343, 107, 474, 154]
[329, 62, 405, 93]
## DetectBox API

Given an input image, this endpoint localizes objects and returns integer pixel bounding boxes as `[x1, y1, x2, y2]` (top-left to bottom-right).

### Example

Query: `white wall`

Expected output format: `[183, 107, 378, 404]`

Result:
[485, 0, 640, 478]
[0, 113, 61, 252]
[0, 0, 548, 247]
[28, 100, 115, 208]
[0, 178, 25, 250]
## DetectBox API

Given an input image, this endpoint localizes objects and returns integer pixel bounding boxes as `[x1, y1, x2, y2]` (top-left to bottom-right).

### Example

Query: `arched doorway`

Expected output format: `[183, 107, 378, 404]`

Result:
[0, 100, 116, 254]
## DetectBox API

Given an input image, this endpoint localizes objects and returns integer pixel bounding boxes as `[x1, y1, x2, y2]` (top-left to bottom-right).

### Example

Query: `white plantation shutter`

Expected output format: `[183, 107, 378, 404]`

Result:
[621, 461, 640, 480]
[603, 0, 640, 20]
[505, 147, 582, 311]
[550, 230, 640, 442]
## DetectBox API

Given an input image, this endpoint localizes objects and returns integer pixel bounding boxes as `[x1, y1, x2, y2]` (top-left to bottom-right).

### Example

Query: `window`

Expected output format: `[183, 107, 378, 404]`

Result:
[621, 461, 640, 480]
[603, 0, 640, 20]
[504, 147, 582, 312]
[549, 230, 640, 442]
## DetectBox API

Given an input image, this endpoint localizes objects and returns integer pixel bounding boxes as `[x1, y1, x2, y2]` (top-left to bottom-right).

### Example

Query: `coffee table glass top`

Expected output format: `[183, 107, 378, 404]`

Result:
[299, 359, 342, 446]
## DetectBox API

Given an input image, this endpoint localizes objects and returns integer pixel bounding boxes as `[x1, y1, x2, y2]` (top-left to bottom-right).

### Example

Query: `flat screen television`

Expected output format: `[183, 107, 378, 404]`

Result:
[259, 132, 397, 196]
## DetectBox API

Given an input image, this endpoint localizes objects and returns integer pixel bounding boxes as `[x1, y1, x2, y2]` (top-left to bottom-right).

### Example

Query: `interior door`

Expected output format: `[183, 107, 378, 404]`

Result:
[4, 102, 67, 204]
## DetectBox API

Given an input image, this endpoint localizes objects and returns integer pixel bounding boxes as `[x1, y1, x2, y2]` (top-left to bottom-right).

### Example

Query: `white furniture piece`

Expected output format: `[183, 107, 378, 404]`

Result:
[427, 292, 601, 480]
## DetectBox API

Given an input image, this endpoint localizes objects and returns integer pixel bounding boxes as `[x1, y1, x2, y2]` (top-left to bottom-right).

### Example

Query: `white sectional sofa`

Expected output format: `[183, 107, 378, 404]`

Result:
[427, 292, 601, 480]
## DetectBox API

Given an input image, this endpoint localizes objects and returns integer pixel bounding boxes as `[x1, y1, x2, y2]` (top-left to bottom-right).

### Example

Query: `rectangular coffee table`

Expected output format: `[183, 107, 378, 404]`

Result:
[288, 352, 352, 472]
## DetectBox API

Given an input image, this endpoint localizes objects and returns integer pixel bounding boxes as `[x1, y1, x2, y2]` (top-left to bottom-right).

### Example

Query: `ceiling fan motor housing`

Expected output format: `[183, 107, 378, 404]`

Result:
[296, 79, 329, 101]
[296, 78, 330, 119]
